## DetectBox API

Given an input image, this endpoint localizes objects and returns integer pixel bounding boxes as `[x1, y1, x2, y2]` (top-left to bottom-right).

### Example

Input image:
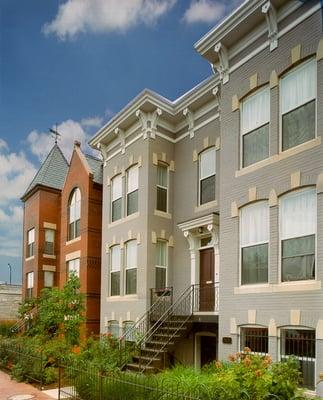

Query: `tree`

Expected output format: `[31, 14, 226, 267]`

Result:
[19, 274, 85, 345]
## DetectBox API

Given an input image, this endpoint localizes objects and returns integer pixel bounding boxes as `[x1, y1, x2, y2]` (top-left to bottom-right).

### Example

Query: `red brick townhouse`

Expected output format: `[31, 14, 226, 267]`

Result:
[21, 141, 103, 335]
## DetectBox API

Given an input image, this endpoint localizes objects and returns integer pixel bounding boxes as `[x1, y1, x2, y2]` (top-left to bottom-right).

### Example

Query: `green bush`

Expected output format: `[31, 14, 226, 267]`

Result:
[0, 320, 16, 337]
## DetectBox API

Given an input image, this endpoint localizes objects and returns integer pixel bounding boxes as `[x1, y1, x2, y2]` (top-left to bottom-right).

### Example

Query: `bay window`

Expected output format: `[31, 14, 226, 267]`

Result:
[26, 271, 34, 298]
[27, 228, 35, 258]
[241, 87, 270, 167]
[68, 258, 80, 278]
[126, 166, 138, 216]
[199, 147, 216, 205]
[157, 163, 168, 212]
[125, 240, 137, 295]
[110, 245, 121, 296]
[44, 229, 55, 255]
[280, 188, 316, 282]
[281, 59, 316, 151]
[240, 201, 269, 285]
[111, 175, 122, 222]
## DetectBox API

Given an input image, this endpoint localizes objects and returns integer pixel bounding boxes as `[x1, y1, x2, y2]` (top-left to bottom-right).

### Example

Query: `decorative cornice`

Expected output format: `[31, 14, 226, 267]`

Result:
[183, 108, 195, 139]
[136, 108, 162, 139]
[262, 1, 278, 51]
[114, 127, 126, 154]
[214, 42, 229, 84]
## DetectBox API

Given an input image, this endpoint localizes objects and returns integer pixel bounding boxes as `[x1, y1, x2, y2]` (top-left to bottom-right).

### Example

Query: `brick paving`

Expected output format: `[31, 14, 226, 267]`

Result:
[0, 370, 53, 400]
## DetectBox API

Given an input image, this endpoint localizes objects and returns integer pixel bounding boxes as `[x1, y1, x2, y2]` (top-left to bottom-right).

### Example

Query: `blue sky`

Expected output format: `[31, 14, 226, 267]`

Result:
[0, 0, 241, 284]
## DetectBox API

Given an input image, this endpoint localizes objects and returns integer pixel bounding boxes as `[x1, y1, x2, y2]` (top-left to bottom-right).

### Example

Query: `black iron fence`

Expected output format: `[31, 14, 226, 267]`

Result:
[58, 364, 200, 400]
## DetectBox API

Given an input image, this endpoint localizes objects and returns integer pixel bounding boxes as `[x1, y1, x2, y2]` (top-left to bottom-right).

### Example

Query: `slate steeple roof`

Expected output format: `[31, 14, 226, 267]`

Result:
[22, 144, 69, 200]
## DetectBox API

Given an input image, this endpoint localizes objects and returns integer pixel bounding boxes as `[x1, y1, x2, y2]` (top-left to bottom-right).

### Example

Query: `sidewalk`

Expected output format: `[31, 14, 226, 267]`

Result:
[0, 370, 53, 400]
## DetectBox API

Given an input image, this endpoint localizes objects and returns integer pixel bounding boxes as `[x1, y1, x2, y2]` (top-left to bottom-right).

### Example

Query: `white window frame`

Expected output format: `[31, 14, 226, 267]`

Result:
[68, 258, 80, 278]
[155, 239, 168, 289]
[26, 271, 34, 297]
[107, 320, 120, 338]
[110, 245, 121, 296]
[198, 147, 216, 206]
[239, 325, 269, 356]
[240, 86, 270, 169]
[68, 188, 81, 240]
[126, 165, 139, 216]
[156, 162, 169, 213]
[111, 174, 123, 222]
[27, 228, 35, 258]
[239, 201, 269, 286]
[125, 240, 137, 295]
[44, 271, 54, 288]
[279, 58, 317, 153]
[278, 188, 317, 284]
[44, 229, 55, 255]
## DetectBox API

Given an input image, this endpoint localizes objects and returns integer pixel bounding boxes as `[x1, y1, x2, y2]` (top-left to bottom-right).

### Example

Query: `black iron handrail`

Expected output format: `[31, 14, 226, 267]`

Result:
[118, 287, 173, 367]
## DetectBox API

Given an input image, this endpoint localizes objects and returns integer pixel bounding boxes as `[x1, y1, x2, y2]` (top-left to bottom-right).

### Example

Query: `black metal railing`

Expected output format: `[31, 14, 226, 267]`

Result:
[192, 283, 219, 313]
[59, 364, 200, 400]
[118, 287, 174, 368]
[150, 286, 173, 308]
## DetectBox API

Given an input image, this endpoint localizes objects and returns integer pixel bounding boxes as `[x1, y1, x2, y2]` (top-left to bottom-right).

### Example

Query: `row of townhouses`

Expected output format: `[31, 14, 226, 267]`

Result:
[22, 0, 323, 395]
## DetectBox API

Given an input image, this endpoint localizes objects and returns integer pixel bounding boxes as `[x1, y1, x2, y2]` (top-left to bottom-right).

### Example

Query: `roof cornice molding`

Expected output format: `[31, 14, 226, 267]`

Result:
[194, 0, 267, 56]
[89, 76, 219, 149]
[21, 184, 62, 202]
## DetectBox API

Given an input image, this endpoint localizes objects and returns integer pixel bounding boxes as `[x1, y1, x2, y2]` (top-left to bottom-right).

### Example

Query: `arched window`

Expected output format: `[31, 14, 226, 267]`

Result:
[68, 188, 81, 240]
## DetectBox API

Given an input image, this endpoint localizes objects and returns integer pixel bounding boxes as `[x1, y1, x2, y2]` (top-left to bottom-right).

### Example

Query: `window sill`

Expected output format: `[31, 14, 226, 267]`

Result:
[154, 210, 172, 219]
[234, 280, 321, 294]
[43, 254, 56, 259]
[108, 212, 140, 228]
[66, 236, 81, 246]
[235, 137, 321, 178]
[106, 295, 138, 301]
[25, 256, 35, 262]
[195, 200, 217, 213]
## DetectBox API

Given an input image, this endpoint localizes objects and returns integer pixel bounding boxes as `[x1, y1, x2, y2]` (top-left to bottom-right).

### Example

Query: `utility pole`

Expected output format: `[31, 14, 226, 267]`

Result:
[8, 263, 12, 285]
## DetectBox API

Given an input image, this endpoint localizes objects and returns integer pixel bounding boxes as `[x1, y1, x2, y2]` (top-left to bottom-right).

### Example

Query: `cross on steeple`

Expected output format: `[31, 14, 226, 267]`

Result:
[49, 124, 61, 144]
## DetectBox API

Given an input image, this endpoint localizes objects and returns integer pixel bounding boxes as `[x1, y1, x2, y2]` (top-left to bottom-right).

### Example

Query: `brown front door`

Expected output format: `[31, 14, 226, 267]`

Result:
[199, 248, 215, 311]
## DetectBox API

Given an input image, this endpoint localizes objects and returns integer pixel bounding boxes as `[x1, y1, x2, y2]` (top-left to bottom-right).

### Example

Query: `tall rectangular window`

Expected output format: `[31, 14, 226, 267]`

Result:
[111, 175, 122, 222]
[125, 240, 137, 295]
[280, 329, 315, 390]
[155, 240, 167, 289]
[68, 258, 80, 278]
[26, 271, 34, 298]
[44, 229, 55, 255]
[126, 166, 138, 216]
[27, 228, 35, 258]
[281, 59, 316, 151]
[280, 188, 316, 282]
[241, 87, 270, 167]
[110, 245, 120, 296]
[44, 271, 54, 288]
[240, 327, 268, 355]
[240, 201, 269, 285]
[157, 163, 168, 212]
[108, 320, 120, 338]
[199, 148, 216, 205]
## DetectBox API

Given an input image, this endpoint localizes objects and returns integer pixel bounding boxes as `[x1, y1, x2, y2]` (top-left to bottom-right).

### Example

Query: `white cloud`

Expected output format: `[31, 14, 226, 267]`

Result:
[0, 142, 36, 257]
[43, 0, 176, 40]
[27, 119, 99, 162]
[80, 116, 103, 128]
[183, 0, 226, 24]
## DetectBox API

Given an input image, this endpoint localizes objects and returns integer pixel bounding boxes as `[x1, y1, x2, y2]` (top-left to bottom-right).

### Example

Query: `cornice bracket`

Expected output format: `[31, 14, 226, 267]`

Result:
[262, 1, 278, 51]
[114, 127, 126, 154]
[183, 108, 195, 139]
[136, 108, 162, 139]
[97, 143, 108, 163]
[214, 42, 229, 84]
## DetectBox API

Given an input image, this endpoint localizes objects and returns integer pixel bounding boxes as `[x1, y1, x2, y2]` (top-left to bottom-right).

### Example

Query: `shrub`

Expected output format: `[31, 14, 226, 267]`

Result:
[0, 320, 16, 337]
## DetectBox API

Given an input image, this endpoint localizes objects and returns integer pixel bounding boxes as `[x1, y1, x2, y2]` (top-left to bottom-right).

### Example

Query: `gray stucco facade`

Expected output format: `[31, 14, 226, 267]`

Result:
[90, 0, 323, 394]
